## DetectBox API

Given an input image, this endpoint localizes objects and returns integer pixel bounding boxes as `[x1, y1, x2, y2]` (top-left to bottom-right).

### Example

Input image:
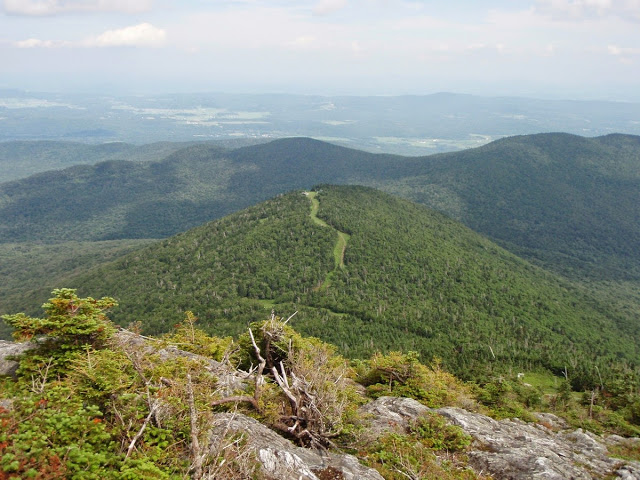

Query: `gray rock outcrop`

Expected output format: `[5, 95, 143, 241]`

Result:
[0, 340, 34, 376]
[358, 395, 431, 440]
[208, 412, 384, 480]
[437, 407, 640, 480]
[357, 397, 640, 480]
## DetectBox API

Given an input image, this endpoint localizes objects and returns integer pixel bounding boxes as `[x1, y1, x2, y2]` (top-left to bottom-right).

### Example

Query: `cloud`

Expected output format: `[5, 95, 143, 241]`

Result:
[287, 36, 318, 50]
[13, 23, 166, 48]
[14, 38, 59, 48]
[535, 0, 640, 21]
[313, 0, 347, 15]
[3, 0, 153, 16]
[607, 44, 640, 59]
[88, 23, 166, 47]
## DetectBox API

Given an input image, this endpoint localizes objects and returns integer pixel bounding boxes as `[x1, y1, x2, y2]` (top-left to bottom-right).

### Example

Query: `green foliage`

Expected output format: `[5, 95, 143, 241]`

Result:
[2, 133, 640, 288]
[475, 377, 539, 421]
[1, 291, 639, 478]
[66, 348, 135, 407]
[2, 289, 117, 378]
[363, 413, 480, 480]
[408, 413, 472, 451]
[161, 311, 232, 361]
[15, 186, 633, 390]
[0, 385, 118, 479]
[0, 140, 198, 183]
[0, 240, 153, 331]
[357, 351, 476, 409]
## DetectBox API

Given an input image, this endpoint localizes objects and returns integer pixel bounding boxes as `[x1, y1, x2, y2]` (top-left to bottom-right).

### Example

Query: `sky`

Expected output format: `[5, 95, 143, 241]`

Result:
[1, 0, 639, 100]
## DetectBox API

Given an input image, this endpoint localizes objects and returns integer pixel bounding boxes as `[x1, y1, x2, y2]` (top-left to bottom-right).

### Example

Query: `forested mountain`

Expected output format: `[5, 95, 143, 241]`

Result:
[386, 133, 640, 281]
[1, 133, 638, 282]
[15, 186, 636, 387]
[0, 140, 199, 183]
[0, 138, 267, 183]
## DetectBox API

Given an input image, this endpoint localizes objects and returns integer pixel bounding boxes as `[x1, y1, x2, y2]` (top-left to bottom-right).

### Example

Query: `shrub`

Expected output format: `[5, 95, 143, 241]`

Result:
[357, 351, 476, 409]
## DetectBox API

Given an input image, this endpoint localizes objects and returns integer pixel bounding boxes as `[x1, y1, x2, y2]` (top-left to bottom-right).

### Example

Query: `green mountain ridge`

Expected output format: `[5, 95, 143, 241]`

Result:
[0, 140, 205, 183]
[0, 137, 268, 183]
[23, 185, 638, 388]
[1, 133, 638, 282]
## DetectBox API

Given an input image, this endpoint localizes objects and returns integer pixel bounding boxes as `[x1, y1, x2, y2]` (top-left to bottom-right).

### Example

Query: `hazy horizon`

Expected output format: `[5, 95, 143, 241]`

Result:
[2, 1, 639, 102]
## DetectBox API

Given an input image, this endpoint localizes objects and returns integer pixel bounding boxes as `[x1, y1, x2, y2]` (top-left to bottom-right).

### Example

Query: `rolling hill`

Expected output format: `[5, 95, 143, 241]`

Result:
[10, 185, 636, 387]
[0, 138, 267, 183]
[0, 133, 638, 283]
[0, 140, 202, 183]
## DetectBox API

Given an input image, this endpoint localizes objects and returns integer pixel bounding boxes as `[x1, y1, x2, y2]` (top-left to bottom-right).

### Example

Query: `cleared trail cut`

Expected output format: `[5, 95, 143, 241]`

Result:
[305, 191, 350, 289]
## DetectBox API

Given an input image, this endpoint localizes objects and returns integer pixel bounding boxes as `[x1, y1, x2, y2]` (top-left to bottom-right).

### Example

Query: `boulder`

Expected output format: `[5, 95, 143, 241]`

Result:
[358, 395, 431, 440]
[208, 412, 384, 480]
[437, 407, 640, 479]
[0, 340, 34, 377]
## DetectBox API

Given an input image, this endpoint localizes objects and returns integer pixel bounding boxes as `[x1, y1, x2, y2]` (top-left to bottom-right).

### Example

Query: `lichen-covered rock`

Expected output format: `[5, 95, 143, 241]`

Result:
[208, 413, 384, 480]
[0, 340, 34, 377]
[358, 395, 431, 440]
[112, 330, 247, 395]
[437, 406, 640, 479]
[534, 412, 569, 431]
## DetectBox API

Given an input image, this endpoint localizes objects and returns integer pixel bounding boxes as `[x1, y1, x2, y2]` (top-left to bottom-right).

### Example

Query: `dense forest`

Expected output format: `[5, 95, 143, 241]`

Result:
[5, 186, 635, 391]
[1, 134, 638, 284]
[1, 132, 639, 478]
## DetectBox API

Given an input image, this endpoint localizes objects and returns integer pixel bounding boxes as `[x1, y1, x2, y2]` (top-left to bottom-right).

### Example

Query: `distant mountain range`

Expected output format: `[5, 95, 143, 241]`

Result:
[1, 133, 638, 282]
[2, 91, 640, 155]
[0, 138, 265, 183]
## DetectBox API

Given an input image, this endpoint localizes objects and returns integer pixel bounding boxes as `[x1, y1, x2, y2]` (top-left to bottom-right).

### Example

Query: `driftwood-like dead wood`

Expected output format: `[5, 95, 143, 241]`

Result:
[210, 327, 266, 413]
[210, 314, 344, 450]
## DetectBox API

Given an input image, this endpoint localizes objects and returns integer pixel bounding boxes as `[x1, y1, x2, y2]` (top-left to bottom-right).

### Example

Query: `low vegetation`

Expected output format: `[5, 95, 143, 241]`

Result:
[1, 289, 639, 478]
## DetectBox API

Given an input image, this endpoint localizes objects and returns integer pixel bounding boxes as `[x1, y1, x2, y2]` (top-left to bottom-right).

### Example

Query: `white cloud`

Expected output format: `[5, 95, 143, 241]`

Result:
[3, 0, 153, 16]
[288, 35, 318, 49]
[535, 0, 640, 21]
[313, 0, 347, 15]
[88, 23, 166, 47]
[607, 44, 638, 63]
[14, 38, 57, 48]
[13, 23, 166, 48]
[607, 44, 640, 56]
[608, 44, 622, 55]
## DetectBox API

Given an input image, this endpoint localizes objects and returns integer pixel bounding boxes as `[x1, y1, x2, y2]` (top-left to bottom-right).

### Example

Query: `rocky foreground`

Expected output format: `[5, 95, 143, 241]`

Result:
[2, 337, 639, 480]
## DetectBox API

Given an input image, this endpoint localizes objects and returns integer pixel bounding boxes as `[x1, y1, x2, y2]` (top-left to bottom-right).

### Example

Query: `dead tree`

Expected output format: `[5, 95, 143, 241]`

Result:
[211, 313, 350, 450]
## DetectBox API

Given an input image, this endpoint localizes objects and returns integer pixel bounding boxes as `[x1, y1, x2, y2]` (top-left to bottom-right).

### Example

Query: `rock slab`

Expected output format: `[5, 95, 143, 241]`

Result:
[437, 406, 640, 480]
[208, 412, 384, 480]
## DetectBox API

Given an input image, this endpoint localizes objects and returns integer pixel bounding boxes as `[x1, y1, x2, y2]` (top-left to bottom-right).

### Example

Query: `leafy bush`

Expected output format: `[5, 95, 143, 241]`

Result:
[357, 351, 476, 409]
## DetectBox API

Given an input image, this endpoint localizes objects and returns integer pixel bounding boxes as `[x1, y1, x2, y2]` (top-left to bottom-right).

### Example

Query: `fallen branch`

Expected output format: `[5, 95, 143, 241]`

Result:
[125, 401, 159, 459]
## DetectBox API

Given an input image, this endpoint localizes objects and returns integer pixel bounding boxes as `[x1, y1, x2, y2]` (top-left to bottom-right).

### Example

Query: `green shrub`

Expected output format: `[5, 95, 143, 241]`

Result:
[357, 352, 476, 409]
[0, 386, 118, 479]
